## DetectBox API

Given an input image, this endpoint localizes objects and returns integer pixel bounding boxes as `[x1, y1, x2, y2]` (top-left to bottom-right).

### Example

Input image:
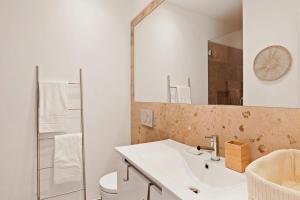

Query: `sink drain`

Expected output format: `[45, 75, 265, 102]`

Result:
[188, 187, 200, 194]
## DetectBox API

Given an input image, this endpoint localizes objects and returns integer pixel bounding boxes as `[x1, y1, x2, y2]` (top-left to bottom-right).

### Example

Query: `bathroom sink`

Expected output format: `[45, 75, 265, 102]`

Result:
[116, 139, 247, 200]
[246, 149, 300, 200]
[135, 142, 245, 189]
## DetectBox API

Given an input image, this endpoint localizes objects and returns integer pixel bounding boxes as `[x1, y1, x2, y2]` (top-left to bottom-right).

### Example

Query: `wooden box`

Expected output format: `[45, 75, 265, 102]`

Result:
[225, 140, 250, 173]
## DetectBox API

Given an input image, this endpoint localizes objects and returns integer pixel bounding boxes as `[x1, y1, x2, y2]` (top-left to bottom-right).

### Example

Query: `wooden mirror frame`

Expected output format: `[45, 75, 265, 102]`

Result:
[131, 0, 166, 105]
[130, 0, 166, 143]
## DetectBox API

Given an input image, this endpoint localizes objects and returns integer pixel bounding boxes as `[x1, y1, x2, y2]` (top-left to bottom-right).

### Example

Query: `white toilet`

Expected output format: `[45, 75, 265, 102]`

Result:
[99, 172, 118, 200]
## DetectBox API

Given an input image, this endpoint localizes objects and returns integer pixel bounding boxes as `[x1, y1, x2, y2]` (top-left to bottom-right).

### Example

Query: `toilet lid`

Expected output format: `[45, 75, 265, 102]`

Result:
[99, 172, 118, 194]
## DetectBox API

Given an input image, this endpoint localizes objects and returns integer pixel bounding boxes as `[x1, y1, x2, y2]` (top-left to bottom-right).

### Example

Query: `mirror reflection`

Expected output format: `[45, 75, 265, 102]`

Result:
[135, 0, 243, 105]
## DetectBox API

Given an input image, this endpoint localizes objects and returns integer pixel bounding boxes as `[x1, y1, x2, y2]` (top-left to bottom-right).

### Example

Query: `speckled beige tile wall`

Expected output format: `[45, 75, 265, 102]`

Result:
[132, 102, 300, 161]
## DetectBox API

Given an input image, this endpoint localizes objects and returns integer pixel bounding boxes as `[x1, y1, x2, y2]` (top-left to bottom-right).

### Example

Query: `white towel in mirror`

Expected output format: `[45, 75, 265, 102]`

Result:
[170, 87, 178, 103]
[176, 86, 191, 104]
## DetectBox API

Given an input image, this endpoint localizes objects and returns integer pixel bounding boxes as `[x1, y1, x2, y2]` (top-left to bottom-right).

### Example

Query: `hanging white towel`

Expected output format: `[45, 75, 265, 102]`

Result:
[176, 86, 191, 104]
[54, 133, 83, 184]
[170, 87, 178, 103]
[39, 81, 68, 133]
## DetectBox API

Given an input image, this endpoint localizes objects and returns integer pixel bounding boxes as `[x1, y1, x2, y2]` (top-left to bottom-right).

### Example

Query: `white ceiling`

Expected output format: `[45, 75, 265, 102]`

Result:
[168, 0, 243, 29]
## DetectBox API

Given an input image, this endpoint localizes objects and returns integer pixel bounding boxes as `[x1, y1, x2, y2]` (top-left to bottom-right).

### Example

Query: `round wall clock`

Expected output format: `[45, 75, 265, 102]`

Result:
[253, 45, 292, 81]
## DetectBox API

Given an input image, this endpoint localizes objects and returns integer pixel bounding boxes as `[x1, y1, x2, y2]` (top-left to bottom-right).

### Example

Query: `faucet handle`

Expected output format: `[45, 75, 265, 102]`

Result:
[205, 135, 218, 147]
[205, 135, 217, 140]
[205, 135, 218, 140]
[205, 135, 220, 161]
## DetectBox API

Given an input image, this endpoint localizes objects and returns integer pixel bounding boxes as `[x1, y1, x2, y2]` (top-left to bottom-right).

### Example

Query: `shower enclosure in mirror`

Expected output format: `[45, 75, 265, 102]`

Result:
[134, 0, 243, 105]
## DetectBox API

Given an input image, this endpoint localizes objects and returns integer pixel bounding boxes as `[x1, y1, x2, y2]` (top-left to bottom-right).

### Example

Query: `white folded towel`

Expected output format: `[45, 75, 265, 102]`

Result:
[176, 86, 191, 104]
[39, 81, 68, 133]
[54, 133, 83, 184]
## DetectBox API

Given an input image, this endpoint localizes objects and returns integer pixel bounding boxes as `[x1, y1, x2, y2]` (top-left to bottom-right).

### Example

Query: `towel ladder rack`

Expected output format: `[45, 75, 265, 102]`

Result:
[36, 66, 87, 200]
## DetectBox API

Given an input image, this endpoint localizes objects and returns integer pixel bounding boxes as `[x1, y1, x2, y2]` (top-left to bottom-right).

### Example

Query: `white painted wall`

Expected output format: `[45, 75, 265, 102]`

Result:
[0, 0, 132, 199]
[243, 0, 300, 108]
[135, 2, 238, 104]
[212, 30, 243, 50]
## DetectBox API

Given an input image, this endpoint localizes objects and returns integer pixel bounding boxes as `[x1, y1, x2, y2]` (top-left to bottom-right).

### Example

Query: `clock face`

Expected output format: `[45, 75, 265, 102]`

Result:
[253, 45, 292, 81]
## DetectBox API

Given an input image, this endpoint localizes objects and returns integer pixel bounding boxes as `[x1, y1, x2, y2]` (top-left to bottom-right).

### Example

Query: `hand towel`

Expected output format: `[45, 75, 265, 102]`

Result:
[54, 133, 83, 184]
[39, 81, 68, 133]
[176, 86, 192, 104]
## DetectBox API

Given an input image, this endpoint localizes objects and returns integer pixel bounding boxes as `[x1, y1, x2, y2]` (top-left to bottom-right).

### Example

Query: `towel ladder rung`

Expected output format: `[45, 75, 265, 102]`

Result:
[40, 189, 84, 200]
[39, 166, 54, 170]
[39, 137, 55, 140]
[38, 133, 83, 140]
[68, 108, 81, 111]
[68, 82, 80, 85]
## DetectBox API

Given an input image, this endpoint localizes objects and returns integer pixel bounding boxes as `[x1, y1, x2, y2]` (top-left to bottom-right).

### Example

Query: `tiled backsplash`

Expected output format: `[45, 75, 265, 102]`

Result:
[132, 102, 300, 161]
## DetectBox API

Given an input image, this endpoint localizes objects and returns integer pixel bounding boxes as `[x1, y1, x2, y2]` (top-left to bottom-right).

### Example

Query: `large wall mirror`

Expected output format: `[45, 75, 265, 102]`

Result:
[134, 0, 300, 108]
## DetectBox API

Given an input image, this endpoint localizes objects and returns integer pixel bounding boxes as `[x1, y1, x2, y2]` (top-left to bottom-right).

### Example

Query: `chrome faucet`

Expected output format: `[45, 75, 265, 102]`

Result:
[198, 135, 220, 161]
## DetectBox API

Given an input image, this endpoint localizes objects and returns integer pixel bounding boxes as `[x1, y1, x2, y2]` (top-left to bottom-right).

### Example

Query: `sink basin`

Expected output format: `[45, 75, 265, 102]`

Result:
[136, 142, 245, 189]
[246, 149, 300, 200]
[116, 139, 247, 200]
